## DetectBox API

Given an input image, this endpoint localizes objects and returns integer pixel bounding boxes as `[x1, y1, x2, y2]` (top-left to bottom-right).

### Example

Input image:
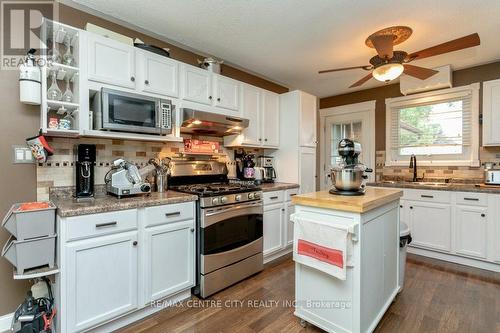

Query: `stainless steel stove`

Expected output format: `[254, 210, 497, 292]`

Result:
[168, 160, 263, 298]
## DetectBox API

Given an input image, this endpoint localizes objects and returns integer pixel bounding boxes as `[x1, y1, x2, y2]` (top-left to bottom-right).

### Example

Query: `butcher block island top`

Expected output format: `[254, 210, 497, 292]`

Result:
[291, 187, 403, 213]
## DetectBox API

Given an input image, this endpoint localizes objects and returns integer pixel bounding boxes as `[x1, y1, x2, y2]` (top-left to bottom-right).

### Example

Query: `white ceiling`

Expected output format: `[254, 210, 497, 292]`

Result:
[67, 0, 500, 97]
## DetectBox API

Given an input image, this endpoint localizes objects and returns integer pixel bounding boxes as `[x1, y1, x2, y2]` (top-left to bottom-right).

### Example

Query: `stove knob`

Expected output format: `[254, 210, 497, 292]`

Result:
[235, 194, 242, 202]
[212, 197, 220, 205]
[220, 196, 228, 204]
[248, 193, 255, 200]
[254, 192, 261, 199]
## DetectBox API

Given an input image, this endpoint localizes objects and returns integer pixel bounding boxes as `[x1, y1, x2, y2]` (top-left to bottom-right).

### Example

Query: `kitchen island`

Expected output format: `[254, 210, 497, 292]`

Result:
[291, 187, 403, 333]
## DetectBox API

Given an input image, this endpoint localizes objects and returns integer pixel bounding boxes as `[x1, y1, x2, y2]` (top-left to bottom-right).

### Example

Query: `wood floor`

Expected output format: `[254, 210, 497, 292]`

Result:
[119, 254, 500, 333]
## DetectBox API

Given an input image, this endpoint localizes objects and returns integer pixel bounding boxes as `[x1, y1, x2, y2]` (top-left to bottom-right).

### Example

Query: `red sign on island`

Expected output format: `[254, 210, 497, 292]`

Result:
[184, 139, 221, 154]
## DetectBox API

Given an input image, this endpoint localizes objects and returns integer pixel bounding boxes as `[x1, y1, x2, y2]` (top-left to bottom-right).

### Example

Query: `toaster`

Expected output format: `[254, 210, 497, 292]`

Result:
[484, 170, 500, 185]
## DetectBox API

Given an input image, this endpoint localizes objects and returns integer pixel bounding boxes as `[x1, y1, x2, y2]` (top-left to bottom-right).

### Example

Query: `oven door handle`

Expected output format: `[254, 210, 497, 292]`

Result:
[202, 201, 263, 228]
[205, 200, 263, 217]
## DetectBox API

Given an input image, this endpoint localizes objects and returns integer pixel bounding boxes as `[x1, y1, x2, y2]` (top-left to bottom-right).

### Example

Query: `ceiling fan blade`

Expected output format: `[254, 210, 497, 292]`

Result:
[403, 64, 439, 80]
[349, 73, 373, 88]
[406, 33, 480, 61]
[370, 35, 394, 59]
[318, 65, 371, 74]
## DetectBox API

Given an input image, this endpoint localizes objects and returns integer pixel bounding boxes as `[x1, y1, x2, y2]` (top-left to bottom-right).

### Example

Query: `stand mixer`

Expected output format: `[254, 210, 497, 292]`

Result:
[105, 159, 151, 198]
[329, 139, 373, 196]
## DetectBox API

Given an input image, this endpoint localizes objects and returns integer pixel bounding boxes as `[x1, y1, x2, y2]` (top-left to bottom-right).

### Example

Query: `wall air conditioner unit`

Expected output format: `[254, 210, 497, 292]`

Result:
[400, 65, 452, 95]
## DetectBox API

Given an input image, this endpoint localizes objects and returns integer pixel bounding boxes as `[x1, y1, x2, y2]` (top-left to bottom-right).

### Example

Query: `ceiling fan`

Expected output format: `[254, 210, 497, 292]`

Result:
[319, 26, 480, 88]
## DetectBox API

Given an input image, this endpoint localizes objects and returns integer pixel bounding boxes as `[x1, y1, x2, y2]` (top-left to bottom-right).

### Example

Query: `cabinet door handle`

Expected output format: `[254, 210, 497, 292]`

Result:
[270, 196, 279, 200]
[209, 96, 212, 100]
[165, 212, 181, 218]
[281, 208, 285, 212]
[133, 241, 138, 246]
[481, 213, 486, 217]
[264, 138, 268, 142]
[464, 197, 479, 201]
[410, 206, 413, 209]
[145, 80, 149, 85]
[130, 76, 135, 82]
[95, 221, 117, 228]
[217, 97, 221, 102]
[290, 194, 297, 197]
[400, 205, 403, 208]
[258, 138, 262, 141]
[421, 195, 434, 198]
[190, 228, 195, 232]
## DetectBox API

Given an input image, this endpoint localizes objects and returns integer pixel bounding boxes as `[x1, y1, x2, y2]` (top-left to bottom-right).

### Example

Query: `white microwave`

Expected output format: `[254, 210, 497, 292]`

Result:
[92, 88, 173, 135]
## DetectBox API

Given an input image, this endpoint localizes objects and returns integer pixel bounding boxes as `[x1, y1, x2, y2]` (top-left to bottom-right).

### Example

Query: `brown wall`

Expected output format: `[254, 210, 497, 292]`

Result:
[319, 61, 500, 151]
[0, 3, 287, 316]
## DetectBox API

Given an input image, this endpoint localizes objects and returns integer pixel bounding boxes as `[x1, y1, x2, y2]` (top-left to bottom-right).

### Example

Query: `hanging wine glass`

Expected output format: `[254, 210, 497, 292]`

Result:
[62, 35, 74, 66]
[47, 70, 62, 101]
[62, 77, 73, 102]
[47, 36, 61, 64]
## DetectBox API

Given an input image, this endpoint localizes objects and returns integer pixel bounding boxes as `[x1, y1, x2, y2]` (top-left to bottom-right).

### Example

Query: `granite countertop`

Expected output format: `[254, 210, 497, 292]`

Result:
[368, 181, 500, 194]
[291, 188, 403, 213]
[259, 182, 300, 192]
[53, 191, 198, 217]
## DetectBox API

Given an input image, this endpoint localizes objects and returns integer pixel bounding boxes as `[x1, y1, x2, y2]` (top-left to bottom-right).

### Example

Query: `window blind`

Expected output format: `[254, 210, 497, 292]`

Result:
[389, 92, 472, 153]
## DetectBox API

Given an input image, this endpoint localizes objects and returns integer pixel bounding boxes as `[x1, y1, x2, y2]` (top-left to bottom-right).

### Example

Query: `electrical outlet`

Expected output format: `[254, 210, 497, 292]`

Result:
[13, 145, 34, 164]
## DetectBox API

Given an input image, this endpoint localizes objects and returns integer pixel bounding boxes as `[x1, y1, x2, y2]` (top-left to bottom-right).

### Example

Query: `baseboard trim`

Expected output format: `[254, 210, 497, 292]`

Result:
[263, 246, 292, 264]
[0, 312, 14, 333]
[407, 247, 500, 273]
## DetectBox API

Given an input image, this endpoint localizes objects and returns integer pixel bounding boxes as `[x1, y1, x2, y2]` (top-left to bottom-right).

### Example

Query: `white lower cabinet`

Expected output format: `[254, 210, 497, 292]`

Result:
[144, 220, 195, 303]
[285, 202, 295, 247]
[375, 187, 500, 271]
[66, 231, 139, 332]
[263, 203, 284, 256]
[455, 205, 488, 259]
[59, 202, 196, 332]
[263, 188, 298, 262]
[407, 200, 451, 252]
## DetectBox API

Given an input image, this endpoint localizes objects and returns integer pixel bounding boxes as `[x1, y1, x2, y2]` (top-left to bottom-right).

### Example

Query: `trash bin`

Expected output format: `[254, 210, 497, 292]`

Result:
[399, 221, 412, 292]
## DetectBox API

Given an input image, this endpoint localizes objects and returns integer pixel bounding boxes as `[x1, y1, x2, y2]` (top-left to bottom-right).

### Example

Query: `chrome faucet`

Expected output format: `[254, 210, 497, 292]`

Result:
[409, 155, 417, 182]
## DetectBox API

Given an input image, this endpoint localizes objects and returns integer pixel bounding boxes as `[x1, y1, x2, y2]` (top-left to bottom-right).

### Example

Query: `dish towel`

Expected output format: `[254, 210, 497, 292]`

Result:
[291, 213, 354, 280]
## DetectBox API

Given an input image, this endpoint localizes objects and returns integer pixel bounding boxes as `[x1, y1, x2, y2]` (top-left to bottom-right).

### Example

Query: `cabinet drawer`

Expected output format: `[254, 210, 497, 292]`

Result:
[65, 209, 137, 242]
[455, 192, 488, 207]
[404, 189, 451, 203]
[144, 202, 194, 227]
[285, 188, 299, 202]
[263, 191, 284, 205]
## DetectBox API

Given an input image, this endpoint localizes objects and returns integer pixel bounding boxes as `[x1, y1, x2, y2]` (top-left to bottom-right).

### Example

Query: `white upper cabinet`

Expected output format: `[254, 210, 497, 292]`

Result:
[213, 74, 240, 112]
[239, 84, 261, 146]
[181, 65, 212, 105]
[482, 78, 500, 146]
[137, 50, 179, 98]
[88, 33, 136, 89]
[262, 91, 280, 147]
[299, 92, 318, 147]
[224, 83, 280, 148]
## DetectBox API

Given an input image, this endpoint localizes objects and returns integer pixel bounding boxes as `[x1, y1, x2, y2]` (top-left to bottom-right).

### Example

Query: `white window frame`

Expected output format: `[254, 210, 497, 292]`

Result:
[385, 83, 480, 167]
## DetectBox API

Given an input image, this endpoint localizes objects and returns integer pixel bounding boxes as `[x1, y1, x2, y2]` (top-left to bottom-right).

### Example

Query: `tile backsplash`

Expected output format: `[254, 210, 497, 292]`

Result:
[375, 147, 500, 183]
[37, 136, 260, 201]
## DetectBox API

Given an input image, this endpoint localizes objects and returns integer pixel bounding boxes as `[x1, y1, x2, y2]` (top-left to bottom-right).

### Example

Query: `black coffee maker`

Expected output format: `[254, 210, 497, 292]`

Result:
[75, 144, 96, 199]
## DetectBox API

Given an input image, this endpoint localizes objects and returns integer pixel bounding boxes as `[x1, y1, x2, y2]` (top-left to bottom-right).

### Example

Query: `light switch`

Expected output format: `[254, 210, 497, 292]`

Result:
[13, 145, 34, 164]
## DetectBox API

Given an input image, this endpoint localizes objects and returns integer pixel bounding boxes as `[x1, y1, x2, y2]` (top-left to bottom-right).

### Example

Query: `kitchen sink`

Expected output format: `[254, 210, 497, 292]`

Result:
[379, 181, 449, 187]
[413, 182, 449, 187]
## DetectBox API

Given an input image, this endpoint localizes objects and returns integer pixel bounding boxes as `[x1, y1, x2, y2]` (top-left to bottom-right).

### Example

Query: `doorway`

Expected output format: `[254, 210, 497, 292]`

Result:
[319, 101, 376, 190]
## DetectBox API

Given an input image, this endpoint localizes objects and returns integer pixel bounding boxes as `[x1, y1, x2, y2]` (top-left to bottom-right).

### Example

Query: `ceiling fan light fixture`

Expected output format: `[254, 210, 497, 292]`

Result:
[372, 63, 404, 82]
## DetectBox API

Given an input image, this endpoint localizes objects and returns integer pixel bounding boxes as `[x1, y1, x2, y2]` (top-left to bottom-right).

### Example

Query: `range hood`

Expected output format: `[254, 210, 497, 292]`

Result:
[180, 109, 249, 137]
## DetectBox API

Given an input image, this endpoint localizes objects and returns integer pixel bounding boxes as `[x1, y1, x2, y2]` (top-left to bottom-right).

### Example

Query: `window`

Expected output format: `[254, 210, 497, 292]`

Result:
[386, 83, 479, 166]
